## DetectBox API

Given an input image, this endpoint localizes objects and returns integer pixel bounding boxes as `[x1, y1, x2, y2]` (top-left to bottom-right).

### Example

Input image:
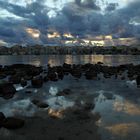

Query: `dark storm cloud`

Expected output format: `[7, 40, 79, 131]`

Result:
[0, 27, 16, 37]
[105, 3, 119, 11]
[0, 0, 49, 43]
[0, 0, 140, 44]
[75, 0, 101, 10]
[49, 0, 102, 37]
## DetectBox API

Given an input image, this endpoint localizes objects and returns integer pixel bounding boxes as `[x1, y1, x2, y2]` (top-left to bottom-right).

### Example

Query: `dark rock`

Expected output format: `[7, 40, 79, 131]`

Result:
[84, 103, 95, 110]
[31, 76, 43, 88]
[85, 70, 97, 80]
[24, 75, 33, 80]
[121, 76, 125, 80]
[43, 75, 49, 82]
[9, 75, 21, 84]
[31, 99, 49, 108]
[0, 112, 6, 128]
[0, 74, 6, 79]
[57, 89, 72, 96]
[58, 72, 64, 80]
[73, 110, 90, 120]
[31, 99, 40, 105]
[0, 83, 16, 99]
[71, 68, 82, 78]
[63, 63, 72, 73]
[97, 62, 103, 65]
[103, 73, 111, 79]
[37, 102, 49, 108]
[25, 91, 32, 94]
[20, 78, 27, 87]
[103, 93, 114, 100]
[47, 72, 58, 81]
[3, 117, 24, 129]
[136, 75, 140, 87]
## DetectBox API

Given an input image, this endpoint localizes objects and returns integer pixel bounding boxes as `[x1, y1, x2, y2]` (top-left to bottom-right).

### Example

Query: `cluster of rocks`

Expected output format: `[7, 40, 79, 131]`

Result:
[0, 63, 140, 99]
[0, 112, 24, 129]
[46, 63, 140, 86]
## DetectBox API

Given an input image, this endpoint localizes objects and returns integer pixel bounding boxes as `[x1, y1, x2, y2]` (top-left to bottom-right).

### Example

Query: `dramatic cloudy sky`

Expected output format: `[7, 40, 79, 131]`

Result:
[0, 0, 140, 45]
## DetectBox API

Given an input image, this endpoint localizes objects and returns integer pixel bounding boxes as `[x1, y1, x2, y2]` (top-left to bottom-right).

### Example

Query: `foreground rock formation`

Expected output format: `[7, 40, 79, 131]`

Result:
[0, 63, 140, 99]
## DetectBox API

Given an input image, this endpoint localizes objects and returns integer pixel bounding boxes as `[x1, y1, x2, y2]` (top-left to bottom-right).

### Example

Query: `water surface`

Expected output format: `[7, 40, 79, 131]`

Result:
[0, 55, 140, 140]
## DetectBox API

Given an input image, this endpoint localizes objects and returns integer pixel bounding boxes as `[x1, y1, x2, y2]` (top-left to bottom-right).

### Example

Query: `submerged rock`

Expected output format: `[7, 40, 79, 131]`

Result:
[20, 78, 27, 87]
[136, 75, 140, 87]
[85, 71, 97, 80]
[31, 99, 49, 108]
[31, 76, 43, 88]
[84, 103, 95, 111]
[3, 117, 24, 129]
[0, 112, 6, 128]
[0, 83, 16, 99]
[57, 89, 72, 96]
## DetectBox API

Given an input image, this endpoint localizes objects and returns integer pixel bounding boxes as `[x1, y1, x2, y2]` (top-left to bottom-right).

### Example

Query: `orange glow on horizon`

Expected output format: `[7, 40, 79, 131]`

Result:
[63, 33, 74, 38]
[48, 32, 61, 39]
[26, 28, 40, 38]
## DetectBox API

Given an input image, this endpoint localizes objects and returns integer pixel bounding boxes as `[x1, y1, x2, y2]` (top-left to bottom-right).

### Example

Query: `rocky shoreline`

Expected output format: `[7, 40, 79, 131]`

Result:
[0, 62, 140, 100]
[0, 62, 140, 132]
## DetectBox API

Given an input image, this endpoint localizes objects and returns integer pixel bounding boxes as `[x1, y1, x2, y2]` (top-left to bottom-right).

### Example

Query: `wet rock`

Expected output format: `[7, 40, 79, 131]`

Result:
[25, 90, 32, 94]
[0, 83, 16, 99]
[63, 63, 72, 73]
[97, 62, 103, 65]
[28, 67, 43, 77]
[3, 117, 24, 129]
[31, 76, 43, 88]
[103, 93, 114, 100]
[58, 72, 64, 80]
[103, 73, 111, 79]
[92, 112, 101, 122]
[56, 66, 64, 80]
[71, 68, 82, 78]
[9, 75, 21, 84]
[0, 112, 6, 128]
[20, 78, 27, 87]
[121, 76, 125, 80]
[24, 75, 33, 80]
[136, 75, 140, 87]
[57, 89, 72, 96]
[0, 74, 6, 79]
[72, 110, 90, 120]
[84, 103, 95, 111]
[37, 102, 49, 108]
[47, 72, 58, 81]
[31, 99, 49, 108]
[85, 70, 97, 80]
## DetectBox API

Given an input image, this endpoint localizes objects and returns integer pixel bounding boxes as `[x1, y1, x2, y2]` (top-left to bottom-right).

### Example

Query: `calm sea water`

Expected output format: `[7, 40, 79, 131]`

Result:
[0, 55, 140, 140]
[0, 55, 140, 66]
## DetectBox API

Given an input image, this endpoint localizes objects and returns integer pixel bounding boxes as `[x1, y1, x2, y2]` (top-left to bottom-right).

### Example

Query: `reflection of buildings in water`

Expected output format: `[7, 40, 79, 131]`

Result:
[103, 55, 131, 66]
[106, 123, 140, 137]
[79, 55, 104, 64]
[65, 55, 82, 64]
[73, 55, 81, 64]
[113, 99, 140, 115]
[65, 55, 73, 64]
[48, 55, 62, 66]
[91, 55, 104, 64]
[31, 60, 41, 67]
[82, 55, 91, 64]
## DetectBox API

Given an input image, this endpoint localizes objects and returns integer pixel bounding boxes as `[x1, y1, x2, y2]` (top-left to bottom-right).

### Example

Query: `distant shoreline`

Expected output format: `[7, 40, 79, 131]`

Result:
[0, 45, 140, 55]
